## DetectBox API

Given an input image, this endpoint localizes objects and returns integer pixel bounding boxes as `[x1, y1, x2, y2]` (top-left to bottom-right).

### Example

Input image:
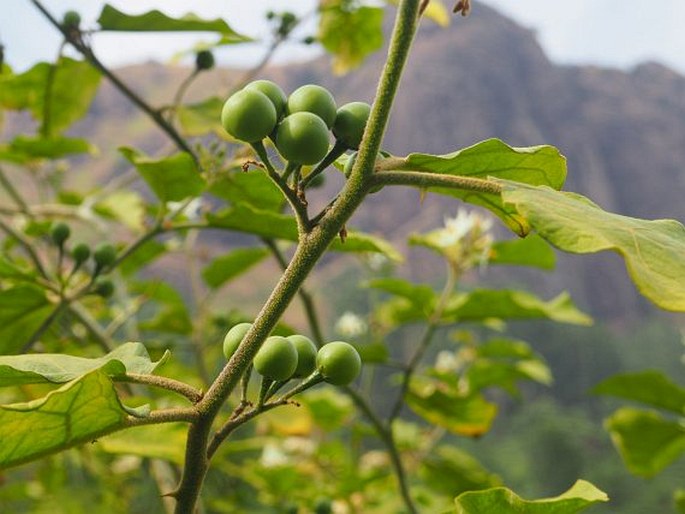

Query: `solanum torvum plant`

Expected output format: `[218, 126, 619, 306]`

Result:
[0, 1, 684, 514]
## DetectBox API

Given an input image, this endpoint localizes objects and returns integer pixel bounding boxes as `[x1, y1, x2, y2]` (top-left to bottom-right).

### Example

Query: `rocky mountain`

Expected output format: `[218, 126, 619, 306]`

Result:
[12, 3, 685, 321]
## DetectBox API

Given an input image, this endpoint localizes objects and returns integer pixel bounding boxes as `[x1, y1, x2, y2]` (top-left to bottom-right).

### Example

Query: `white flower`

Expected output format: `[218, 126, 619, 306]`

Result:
[334, 312, 368, 338]
[429, 208, 494, 272]
[260, 441, 288, 467]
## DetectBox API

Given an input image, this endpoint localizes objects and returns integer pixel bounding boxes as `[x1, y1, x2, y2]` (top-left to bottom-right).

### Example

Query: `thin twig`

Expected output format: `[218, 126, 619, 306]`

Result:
[0, 218, 50, 279]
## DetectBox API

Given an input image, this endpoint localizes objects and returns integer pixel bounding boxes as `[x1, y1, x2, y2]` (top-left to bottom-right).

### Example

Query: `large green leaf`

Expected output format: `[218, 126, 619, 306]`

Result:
[489, 234, 556, 270]
[407, 376, 497, 437]
[444, 289, 592, 325]
[453, 480, 608, 513]
[202, 247, 270, 289]
[120, 147, 205, 203]
[501, 180, 685, 312]
[0, 370, 138, 470]
[0, 58, 101, 136]
[383, 139, 566, 235]
[97, 4, 250, 41]
[594, 371, 685, 415]
[0, 285, 54, 355]
[0, 342, 168, 387]
[207, 203, 403, 260]
[420, 445, 501, 496]
[604, 407, 685, 477]
[318, 2, 384, 74]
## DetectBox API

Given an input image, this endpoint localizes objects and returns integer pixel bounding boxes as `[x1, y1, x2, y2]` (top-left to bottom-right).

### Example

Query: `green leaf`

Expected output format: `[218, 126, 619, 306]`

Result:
[97, 4, 250, 41]
[207, 203, 402, 260]
[407, 376, 497, 437]
[119, 240, 167, 276]
[593, 371, 685, 415]
[0, 370, 135, 470]
[209, 168, 285, 212]
[0, 256, 35, 281]
[0, 135, 95, 162]
[386, 139, 566, 235]
[318, 2, 384, 74]
[0, 58, 101, 136]
[501, 180, 685, 312]
[94, 190, 146, 232]
[0, 285, 54, 355]
[490, 234, 556, 270]
[201, 247, 270, 289]
[133, 281, 193, 335]
[675, 489, 685, 514]
[177, 96, 226, 137]
[420, 445, 501, 496]
[444, 289, 592, 326]
[604, 407, 685, 477]
[367, 277, 437, 307]
[453, 480, 608, 513]
[98, 422, 187, 464]
[0, 342, 168, 387]
[120, 147, 205, 203]
[301, 389, 353, 431]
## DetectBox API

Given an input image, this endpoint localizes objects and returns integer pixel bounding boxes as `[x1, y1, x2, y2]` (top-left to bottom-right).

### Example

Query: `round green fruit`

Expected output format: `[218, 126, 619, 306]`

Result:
[287, 84, 337, 128]
[63, 10, 81, 28]
[223, 322, 252, 360]
[314, 498, 333, 514]
[71, 243, 91, 264]
[275, 112, 330, 165]
[244, 80, 287, 118]
[221, 89, 277, 143]
[195, 50, 215, 71]
[254, 336, 298, 381]
[316, 341, 361, 386]
[333, 102, 371, 149]
[287, 335, 318, 378]
[93, 242, 116, 270]
[50, 222, 71, 246]
[94, 279, 115, 298]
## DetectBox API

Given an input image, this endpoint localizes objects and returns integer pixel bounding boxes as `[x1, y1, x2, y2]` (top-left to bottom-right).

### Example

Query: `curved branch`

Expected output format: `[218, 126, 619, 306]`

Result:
[371, 169, 503, 195]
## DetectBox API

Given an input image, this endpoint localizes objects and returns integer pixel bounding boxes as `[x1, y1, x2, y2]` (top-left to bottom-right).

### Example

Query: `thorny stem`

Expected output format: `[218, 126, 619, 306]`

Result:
[172, 1, 422, 510]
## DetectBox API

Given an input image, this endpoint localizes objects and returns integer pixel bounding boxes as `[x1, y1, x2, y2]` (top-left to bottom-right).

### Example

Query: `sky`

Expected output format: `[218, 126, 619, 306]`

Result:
[1, 1, 685, 75]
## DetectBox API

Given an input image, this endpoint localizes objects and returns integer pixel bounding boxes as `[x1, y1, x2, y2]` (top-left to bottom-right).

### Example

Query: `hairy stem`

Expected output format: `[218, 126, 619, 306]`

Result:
[372, 169, 503, 195]
[117, 373, 204, 404]
[172, 1, 422, 509]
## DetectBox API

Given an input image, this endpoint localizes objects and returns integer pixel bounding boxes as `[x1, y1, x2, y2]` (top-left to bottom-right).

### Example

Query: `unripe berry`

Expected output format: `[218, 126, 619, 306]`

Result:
[50, 222, 70, 247]
[316, 341, 361, 386]
[195, 50, 215, 71]
[94, 279, 115, 298]
[223, 322, 252, 360]
[254, 336, 298, 381]
[93, 242, 116, 270]
[287, 335, 318, 378]
[71, 243, 91, 265]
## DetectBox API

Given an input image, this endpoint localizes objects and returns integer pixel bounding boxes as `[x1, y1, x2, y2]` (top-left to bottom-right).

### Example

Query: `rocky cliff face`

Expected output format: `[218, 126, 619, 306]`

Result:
[12, 4, 685, 321]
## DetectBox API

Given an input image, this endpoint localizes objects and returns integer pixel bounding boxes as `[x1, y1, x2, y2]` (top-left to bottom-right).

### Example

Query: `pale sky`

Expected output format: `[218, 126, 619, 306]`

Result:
[1, 1, 684, 75]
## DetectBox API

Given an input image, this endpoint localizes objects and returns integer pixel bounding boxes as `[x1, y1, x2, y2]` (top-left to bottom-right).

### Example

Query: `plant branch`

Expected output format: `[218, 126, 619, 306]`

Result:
[371, 169, 503, 195]
[0, 166, 31, 214]
[30, 0, 197, 161]
[125, 407, 199, 427]
[345, 387, 417, 514]
[0, 218, 50, 279]
[173, 1, 421, 510]
[116, 373, 203, 404]
[388, 264, 457, 422]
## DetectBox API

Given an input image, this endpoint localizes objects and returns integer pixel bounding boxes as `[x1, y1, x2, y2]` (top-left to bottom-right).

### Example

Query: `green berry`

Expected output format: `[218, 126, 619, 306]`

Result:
[287, 335, 318, 378]
[244, 80, 287, 118]
[287, 84, 337, 128]
[71, 243, 91, 265]
[221, 89, 277, 143]
[333, 102, 371, 149]
[93, 242, 116, 270]
[254, 336, 298, 381]
[195, 50, 215, 71]
[275, 112, 330, 165]
[314, 498, 332, 514]
[63, 10, 81, 29]
[94, 279, 115, 298]
[223, 322, 252, 360]
[50, 222, 70, 247]
[316, 341, 361, 386]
